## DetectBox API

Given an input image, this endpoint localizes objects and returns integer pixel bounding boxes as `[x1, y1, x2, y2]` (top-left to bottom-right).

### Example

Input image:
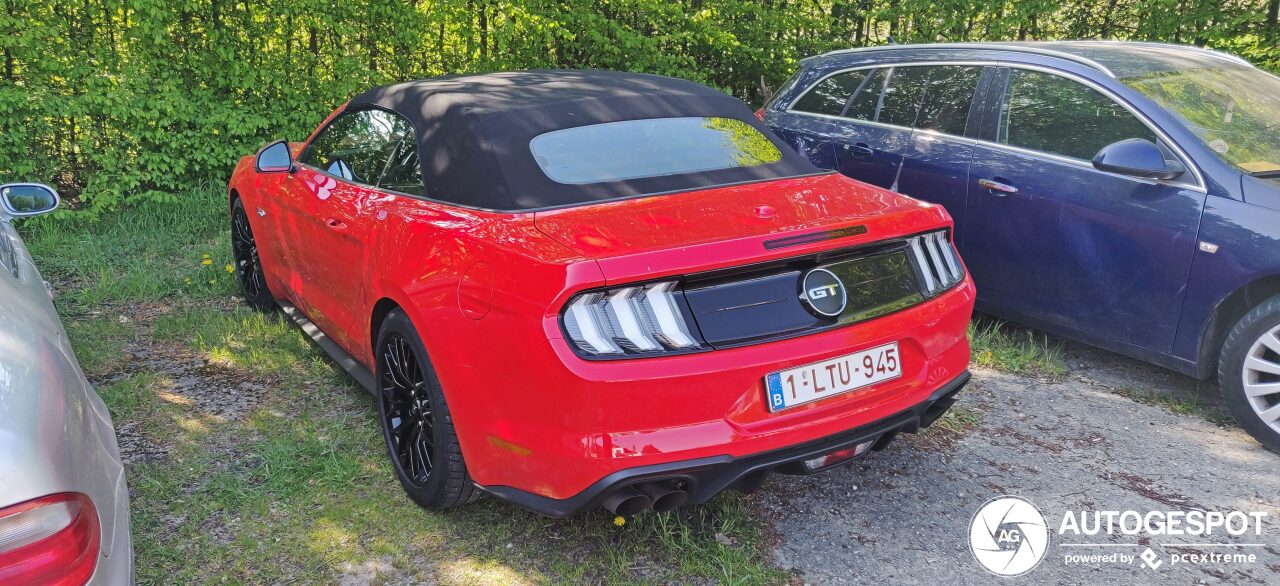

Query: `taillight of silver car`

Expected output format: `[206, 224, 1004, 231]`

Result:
[562, 281, 703, 357]
[0, 493, 99, 586]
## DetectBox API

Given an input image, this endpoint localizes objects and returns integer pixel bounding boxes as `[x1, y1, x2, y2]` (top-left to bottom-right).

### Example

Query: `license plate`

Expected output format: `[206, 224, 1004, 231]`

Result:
[765, 342, 901, 412]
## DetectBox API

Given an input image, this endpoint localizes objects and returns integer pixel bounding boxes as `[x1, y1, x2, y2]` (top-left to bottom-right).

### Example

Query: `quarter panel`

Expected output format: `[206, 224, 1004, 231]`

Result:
[766, 112, 839, 169]
[0, 299, 126, 560]
[362, 196, 605, 481]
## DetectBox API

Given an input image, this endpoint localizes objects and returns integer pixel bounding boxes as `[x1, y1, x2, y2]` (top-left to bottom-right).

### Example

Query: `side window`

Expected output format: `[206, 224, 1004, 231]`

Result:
[792, 70, 870, 117]
[998, 70, 1157, 161]
[878, 66, 932, 127]
[301, 109, 423, 194]
[844, 68, 886, 121]
[373, 117, 424, 195]
[914, 66, 984, 136]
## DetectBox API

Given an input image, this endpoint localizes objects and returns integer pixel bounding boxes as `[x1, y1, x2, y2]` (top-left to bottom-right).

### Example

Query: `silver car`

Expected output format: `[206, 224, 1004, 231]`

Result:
[0, 184, 133, 584]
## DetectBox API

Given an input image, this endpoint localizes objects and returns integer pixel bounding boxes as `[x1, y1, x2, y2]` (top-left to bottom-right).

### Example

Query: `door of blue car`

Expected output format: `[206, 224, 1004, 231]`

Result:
[893, 65, 992, 250]
[830, 66, 924, 189]
[965, 67, 1207, 351]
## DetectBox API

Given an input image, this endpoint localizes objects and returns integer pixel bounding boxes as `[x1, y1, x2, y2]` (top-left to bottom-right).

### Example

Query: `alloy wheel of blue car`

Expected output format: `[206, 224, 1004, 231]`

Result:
[1242, 324, 1280, 436]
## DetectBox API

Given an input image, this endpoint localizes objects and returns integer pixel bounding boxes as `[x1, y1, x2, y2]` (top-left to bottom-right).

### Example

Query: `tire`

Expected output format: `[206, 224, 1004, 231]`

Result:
[1218, 294, 1280, 454]
[230, 198, 276, 312]
[374, 310, 478, 509]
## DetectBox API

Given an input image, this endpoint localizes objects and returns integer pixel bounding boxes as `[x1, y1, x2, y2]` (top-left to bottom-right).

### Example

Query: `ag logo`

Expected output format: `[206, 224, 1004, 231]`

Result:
[800, 268, 846, 317]
[969, 496, 1049, 577]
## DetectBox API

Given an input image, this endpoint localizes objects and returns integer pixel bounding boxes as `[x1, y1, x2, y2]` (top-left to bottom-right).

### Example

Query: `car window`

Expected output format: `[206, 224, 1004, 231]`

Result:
[792, 70, 870, 117]
[844, 68, 886, 122]
[998, 69, 1156, 161]
[302, 109, 422, 193]
[377, 131, 425, 196]
[530, 117, 783, 185]
[879, 66, 932, 127]
[914, 66, 984, 136]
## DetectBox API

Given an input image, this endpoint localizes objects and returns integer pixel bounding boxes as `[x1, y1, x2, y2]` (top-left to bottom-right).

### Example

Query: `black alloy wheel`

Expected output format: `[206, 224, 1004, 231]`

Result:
[380, 333, 435, 486]
[374, 310, 477, 508]
[231, 199, 275, 311]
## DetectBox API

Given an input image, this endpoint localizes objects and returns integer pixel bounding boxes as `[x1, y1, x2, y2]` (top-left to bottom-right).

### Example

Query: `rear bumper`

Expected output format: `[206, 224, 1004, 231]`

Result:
[443, 277, 974, 503]
[480, 371, 969, 517]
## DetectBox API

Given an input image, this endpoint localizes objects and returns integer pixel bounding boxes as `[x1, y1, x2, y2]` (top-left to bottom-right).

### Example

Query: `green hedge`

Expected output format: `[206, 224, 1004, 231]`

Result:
[2, 0, 1277, 214]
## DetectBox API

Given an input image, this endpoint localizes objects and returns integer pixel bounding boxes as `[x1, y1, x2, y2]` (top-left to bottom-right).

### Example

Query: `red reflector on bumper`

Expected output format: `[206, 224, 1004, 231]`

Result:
[802, 440, 874, 471]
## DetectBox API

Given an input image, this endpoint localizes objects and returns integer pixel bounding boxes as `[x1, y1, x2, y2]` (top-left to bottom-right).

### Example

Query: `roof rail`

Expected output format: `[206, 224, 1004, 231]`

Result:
[1117, 41, 1253, 67]
[817, 43, 1119, 77]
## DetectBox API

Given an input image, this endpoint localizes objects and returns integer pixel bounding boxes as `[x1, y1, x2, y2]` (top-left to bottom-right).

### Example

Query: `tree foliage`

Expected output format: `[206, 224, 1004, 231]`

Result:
[2, 0, 1277, 212]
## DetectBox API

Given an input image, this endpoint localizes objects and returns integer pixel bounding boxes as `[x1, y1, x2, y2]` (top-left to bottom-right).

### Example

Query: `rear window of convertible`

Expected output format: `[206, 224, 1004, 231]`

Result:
[529, 117, 784, 185]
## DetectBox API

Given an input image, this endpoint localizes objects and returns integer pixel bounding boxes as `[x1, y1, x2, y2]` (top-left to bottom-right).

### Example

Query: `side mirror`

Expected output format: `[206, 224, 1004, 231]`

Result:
[255, 140, 295, 174]
[1092, 138, 1186, 181]
[0, 183, 59, 218]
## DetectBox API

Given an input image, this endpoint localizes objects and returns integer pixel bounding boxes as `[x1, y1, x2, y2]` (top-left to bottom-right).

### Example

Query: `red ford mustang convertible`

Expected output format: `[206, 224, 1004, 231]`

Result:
[226, 70, 975, 517]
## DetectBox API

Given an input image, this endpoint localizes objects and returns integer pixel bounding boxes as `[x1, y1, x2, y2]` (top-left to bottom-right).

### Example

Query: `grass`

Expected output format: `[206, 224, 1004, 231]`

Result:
[18, 186, 788, 585]
[20, 186, 1081, 584]
[968, 318, 1066, 376]
[1111, 385, 1236, 426]
[22, 182, 238, 306]
[932, 404, 984, 434]
[96, 373, 163, 419]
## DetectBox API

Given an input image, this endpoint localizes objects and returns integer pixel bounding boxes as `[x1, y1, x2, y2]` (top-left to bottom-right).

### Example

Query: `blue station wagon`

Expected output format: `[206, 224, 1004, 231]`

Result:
[763, 41, 1280, 452]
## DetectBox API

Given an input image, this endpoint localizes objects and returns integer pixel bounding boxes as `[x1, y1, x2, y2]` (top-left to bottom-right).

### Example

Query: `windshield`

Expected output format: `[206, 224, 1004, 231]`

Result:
[529, 117, 784, 185]
[1123, 66, 1280, 175]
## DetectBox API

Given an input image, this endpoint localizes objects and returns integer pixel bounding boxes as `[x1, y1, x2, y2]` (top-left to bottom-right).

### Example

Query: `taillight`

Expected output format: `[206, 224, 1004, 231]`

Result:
[754, 108, 766, 121]
[907, 230, 964, 296]
[0, 493, 100, 586]
[561, 281, 703, 357]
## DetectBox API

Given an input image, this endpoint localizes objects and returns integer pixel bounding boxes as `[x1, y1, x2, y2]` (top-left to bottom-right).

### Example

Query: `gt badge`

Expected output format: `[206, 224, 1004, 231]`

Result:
[800, 268, 847, 317]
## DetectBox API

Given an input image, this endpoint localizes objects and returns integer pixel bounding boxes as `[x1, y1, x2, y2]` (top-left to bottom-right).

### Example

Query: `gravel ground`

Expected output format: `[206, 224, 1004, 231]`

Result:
[760, 344, 1280, 585]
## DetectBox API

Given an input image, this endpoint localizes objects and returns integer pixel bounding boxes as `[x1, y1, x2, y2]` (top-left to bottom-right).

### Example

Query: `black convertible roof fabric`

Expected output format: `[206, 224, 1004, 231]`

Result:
[345, 69, 819, 211]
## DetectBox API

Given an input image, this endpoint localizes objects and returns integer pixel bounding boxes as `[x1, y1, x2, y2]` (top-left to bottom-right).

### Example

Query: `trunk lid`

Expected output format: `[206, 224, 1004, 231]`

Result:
[533, 173, 951, 281]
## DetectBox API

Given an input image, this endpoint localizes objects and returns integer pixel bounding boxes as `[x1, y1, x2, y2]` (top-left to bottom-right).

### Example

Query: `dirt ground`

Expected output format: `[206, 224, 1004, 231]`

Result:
[95, 294, 1279, 583]
[760, 340, 1280, 585]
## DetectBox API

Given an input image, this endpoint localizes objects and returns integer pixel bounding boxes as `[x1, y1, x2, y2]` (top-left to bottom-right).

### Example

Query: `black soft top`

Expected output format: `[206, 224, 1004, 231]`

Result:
[345, 69, 818, 211]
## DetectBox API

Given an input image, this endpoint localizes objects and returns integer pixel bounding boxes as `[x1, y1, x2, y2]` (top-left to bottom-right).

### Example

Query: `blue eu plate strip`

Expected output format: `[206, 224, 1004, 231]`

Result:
[765, 372, 786, 411]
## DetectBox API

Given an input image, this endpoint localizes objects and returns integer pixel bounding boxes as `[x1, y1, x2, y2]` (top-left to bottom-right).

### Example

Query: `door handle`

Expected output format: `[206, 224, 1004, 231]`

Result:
[978, 178, 1019, 195]
[325, 218, 347, 231]
[843, 142, 875, 159]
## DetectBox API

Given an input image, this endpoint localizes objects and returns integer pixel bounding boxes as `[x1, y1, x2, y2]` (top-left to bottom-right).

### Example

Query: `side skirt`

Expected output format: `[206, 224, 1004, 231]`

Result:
[279, 301, 377, 395]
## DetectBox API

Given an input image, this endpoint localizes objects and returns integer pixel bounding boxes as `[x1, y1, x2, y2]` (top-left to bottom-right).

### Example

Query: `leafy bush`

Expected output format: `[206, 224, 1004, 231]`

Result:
[2, 0, 1277, 214]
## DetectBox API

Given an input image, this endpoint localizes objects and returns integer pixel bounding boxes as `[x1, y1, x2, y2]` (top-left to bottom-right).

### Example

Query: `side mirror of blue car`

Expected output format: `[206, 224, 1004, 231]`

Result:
[1092, 138, 1186, 181]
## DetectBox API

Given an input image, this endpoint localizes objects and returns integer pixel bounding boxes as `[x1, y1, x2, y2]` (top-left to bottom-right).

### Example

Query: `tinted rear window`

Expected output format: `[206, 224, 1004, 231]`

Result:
[530, 117, 784, 185]
[792, 70, 870, 116]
